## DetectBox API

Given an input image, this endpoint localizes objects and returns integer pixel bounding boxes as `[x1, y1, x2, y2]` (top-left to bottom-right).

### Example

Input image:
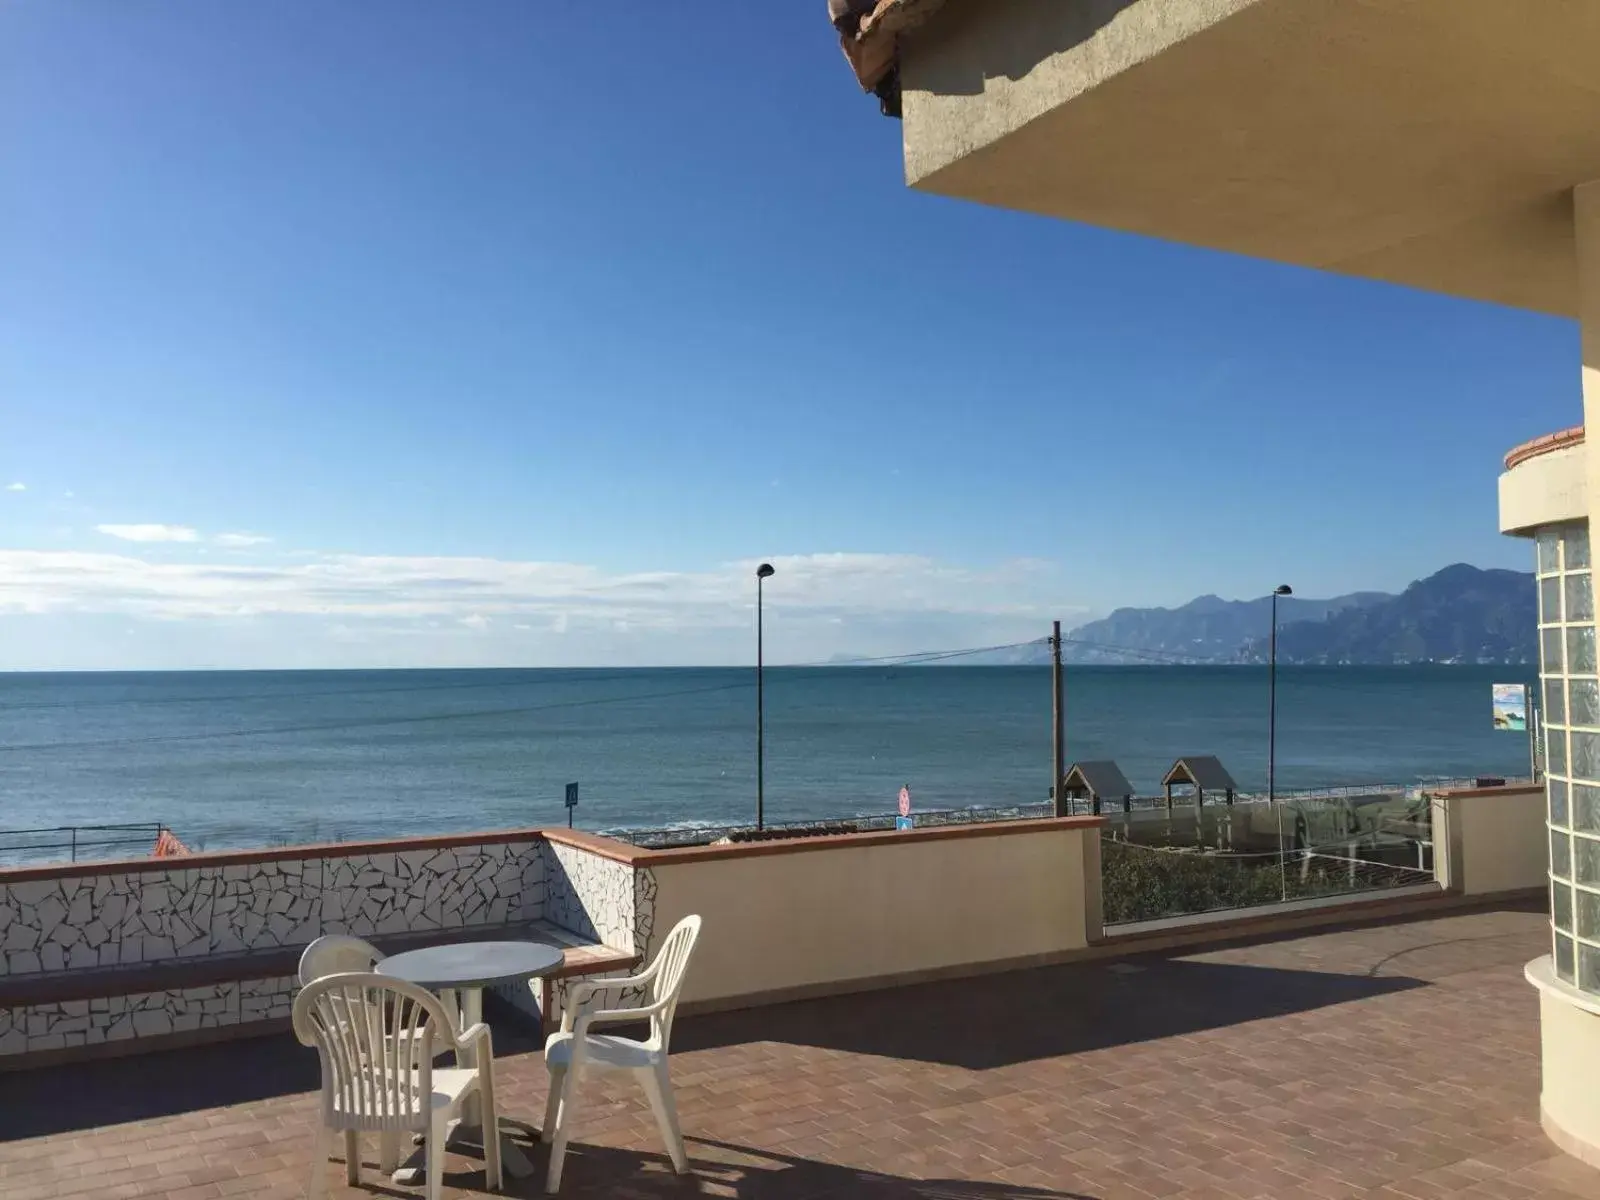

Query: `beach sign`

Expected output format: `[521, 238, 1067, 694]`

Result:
[565, 782, 580, 808]
[896, 785, 913, 831]
[1492, 683, 1528, 732]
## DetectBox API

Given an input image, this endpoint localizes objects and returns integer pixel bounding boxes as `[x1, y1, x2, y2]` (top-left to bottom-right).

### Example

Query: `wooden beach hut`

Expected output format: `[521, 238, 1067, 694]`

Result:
[1162, 756, 1238, 810]
[1061, 760, 1135, 815]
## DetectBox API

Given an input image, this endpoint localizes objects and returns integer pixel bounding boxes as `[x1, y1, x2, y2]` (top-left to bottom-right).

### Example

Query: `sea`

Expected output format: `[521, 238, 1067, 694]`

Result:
[0, 665, 1538, 854]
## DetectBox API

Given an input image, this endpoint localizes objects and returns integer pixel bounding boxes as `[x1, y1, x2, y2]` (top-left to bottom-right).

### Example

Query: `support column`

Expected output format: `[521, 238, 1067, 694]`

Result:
[1535, 182, 1600, 1166]
[1581, 184, 1600, 539]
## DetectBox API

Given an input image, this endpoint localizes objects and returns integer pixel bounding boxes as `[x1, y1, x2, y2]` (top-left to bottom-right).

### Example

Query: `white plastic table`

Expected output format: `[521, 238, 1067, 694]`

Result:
[377, 940, 564, 1181]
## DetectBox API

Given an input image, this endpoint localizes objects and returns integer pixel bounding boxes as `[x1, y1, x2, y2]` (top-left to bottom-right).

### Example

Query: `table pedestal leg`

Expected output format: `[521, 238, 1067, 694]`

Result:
[391, 986, 535, 1183]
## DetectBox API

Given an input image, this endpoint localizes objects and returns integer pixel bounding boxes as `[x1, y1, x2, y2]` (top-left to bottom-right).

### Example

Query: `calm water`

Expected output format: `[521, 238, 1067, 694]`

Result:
[0, 666, 1536, 852]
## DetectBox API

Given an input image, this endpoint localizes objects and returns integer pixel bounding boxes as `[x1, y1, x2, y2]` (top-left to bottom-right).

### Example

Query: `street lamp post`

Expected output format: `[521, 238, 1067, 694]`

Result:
[756, 563, 775, 830]
[1270, 583, 1293, 899]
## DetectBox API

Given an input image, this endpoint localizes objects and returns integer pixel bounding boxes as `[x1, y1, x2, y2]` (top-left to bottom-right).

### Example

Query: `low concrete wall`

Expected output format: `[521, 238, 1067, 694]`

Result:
[0, 833, 547, 978]
[0, 817, 1106, 1060]
[644, 818, 1103, 1008]
[1432, 785, 1547, 896]
[0, 829, 648, 1060]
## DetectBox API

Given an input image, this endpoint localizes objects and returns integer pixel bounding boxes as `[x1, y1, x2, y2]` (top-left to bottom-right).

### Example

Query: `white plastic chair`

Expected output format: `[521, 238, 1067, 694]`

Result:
[541, 914, 702, 1193]
[300, 932, 457, 1049]
[298, 934, 384, 986]
[298, 931, 446, 1169]
[293, 972, 503, 1200]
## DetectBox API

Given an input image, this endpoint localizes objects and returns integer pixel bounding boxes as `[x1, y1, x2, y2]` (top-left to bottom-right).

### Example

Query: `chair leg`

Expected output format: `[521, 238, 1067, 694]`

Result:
[639, 1062, 688, 1174]
[343, 1129, 360, 1185]
[542, 1067, 566, 1144]
[379, 1130, 400, 1175]
[480, 1079, 503, 1192]
[443, 988, 461, 1059]
[427, 1110, 448, 1200]
[546, 1065, 582, 1193]
[308, 1124, 332, 1200]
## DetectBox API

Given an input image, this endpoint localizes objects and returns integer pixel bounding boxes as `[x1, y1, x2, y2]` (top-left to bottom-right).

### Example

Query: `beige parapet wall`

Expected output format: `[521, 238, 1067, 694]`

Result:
[638, 818, 1105, 1009]
[1431, 785, 1547, 897]
[0, 818, 1106, 1059]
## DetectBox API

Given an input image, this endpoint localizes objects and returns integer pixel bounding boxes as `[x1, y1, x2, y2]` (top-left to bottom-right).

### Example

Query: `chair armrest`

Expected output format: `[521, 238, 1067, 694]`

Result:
[566, 972, 651, 1007]
[454, 1021, 493, 1057]
[572, 997, 668, 1040]
[560, 972, 654, 1033]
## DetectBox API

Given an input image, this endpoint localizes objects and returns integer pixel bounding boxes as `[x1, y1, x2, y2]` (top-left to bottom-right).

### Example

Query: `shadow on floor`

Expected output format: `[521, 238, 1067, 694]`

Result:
[0, 998, 546, 1142]
[551, 1137, 1100, 1200]
[673, 956, 1427, 1070]
[0, 954, 1424, 1142]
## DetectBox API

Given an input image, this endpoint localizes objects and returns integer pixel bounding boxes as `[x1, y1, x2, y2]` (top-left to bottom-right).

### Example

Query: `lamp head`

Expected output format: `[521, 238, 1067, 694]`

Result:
[1274, 584, 1293, 596]
[756, 563, 775, 579]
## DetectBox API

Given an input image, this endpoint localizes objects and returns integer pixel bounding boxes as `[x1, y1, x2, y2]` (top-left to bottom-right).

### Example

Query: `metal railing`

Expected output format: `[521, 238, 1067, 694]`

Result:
[611, 776, 1521, 851]
[1100, 835, 1435, 925]
[0, 823, 169, 868]
[607, 802, 1054, 849]
[1061, 775, 1519, 816]
[1098, 785, 1443, 925]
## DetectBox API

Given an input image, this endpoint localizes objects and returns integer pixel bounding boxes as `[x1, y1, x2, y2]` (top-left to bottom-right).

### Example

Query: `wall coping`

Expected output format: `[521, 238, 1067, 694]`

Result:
[0, 814, 1106, 885]
[1430, 783, 1542, 800]
[634, 815, 1105, 866]
[0, 827, 550, 884]
[1526, 953, 1600, 1018]
[1505, 425, 1584, 471]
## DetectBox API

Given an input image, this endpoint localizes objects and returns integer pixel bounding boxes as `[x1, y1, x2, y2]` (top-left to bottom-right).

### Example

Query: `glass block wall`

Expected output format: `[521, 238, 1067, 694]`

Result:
[1541, 523, 1597, 989]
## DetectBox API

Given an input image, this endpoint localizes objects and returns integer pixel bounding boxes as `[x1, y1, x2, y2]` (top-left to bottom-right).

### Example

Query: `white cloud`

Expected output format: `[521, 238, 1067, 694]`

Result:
[215, 532, 273, 547]
[0, 547, 1076, 647]
[95, 524, 201, 543]
[5, 482, 24, 492]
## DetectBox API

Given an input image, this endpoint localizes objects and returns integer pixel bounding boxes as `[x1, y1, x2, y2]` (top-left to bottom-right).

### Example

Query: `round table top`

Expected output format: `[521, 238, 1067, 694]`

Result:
[376, 940, 565, 990]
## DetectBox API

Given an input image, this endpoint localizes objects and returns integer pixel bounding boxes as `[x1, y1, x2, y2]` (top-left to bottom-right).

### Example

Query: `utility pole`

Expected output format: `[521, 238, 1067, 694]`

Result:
[1052, 620, 1065, 817]
[756, 563, 774, 830]
[1269, 585, 1292, 900]
[1529, 689, 1541, 784]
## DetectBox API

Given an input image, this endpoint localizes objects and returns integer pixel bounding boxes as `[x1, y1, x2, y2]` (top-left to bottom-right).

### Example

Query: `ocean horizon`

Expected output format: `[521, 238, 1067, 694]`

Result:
[0, 664, 1537, 855]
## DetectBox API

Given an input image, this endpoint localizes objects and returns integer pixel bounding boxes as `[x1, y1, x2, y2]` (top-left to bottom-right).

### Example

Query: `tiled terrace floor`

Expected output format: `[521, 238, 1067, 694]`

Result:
[3, 901, 1598, 1200]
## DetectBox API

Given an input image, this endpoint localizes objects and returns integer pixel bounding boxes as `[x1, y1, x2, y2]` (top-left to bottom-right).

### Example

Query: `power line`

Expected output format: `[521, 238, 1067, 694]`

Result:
[786, 639, 1048, 669]
[0, 679, 757, 754]
[0, 637, 1054, 754]
[0, 639, 1052, 714]
[0, 667, 733, 714]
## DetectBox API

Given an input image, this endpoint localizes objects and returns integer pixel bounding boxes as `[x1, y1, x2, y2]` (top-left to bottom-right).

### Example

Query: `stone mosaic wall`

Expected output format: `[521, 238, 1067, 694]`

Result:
[0, 838, 545, 979]
[0, 974, 298, 1056]
[541, 841, 639, 952]
[0, 833, 664, 1057]
[538, 842, 658, 1016]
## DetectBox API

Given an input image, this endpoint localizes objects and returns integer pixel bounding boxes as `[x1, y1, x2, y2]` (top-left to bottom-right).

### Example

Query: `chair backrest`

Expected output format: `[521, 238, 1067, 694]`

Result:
[644, 914, 701, 1052]
[298, 934, 383, 986]
[292, 972, 450, 1131]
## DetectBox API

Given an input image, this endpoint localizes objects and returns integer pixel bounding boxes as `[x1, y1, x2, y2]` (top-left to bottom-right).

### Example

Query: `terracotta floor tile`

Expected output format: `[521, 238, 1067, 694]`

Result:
[1, 901, 1596, 1200]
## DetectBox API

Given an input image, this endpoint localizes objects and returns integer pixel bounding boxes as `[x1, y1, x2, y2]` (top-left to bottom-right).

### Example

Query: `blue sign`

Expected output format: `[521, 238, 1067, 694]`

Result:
[895, 815, 914, 831]
[565, 782, 579, 809]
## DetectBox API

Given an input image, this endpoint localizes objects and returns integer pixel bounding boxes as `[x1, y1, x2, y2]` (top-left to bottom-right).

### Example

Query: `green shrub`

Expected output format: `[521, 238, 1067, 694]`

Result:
[1100, 839, 1416, 924]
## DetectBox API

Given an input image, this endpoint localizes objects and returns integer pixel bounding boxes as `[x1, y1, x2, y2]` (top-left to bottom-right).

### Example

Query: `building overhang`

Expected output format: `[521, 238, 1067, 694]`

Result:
[898, 0, 1600, 316]
[1500, 427, 1587, 537]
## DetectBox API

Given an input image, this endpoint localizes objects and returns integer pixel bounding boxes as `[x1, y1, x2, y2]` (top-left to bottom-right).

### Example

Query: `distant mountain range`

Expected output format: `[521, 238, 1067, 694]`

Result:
[1060, 589, 1388, 665]
[936, 564, 1536, 667]
[1240, 564, 1536, 665]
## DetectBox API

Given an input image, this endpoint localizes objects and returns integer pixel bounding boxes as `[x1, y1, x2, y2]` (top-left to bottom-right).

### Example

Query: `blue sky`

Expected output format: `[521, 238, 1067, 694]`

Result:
[0, 2, 1581, 669]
